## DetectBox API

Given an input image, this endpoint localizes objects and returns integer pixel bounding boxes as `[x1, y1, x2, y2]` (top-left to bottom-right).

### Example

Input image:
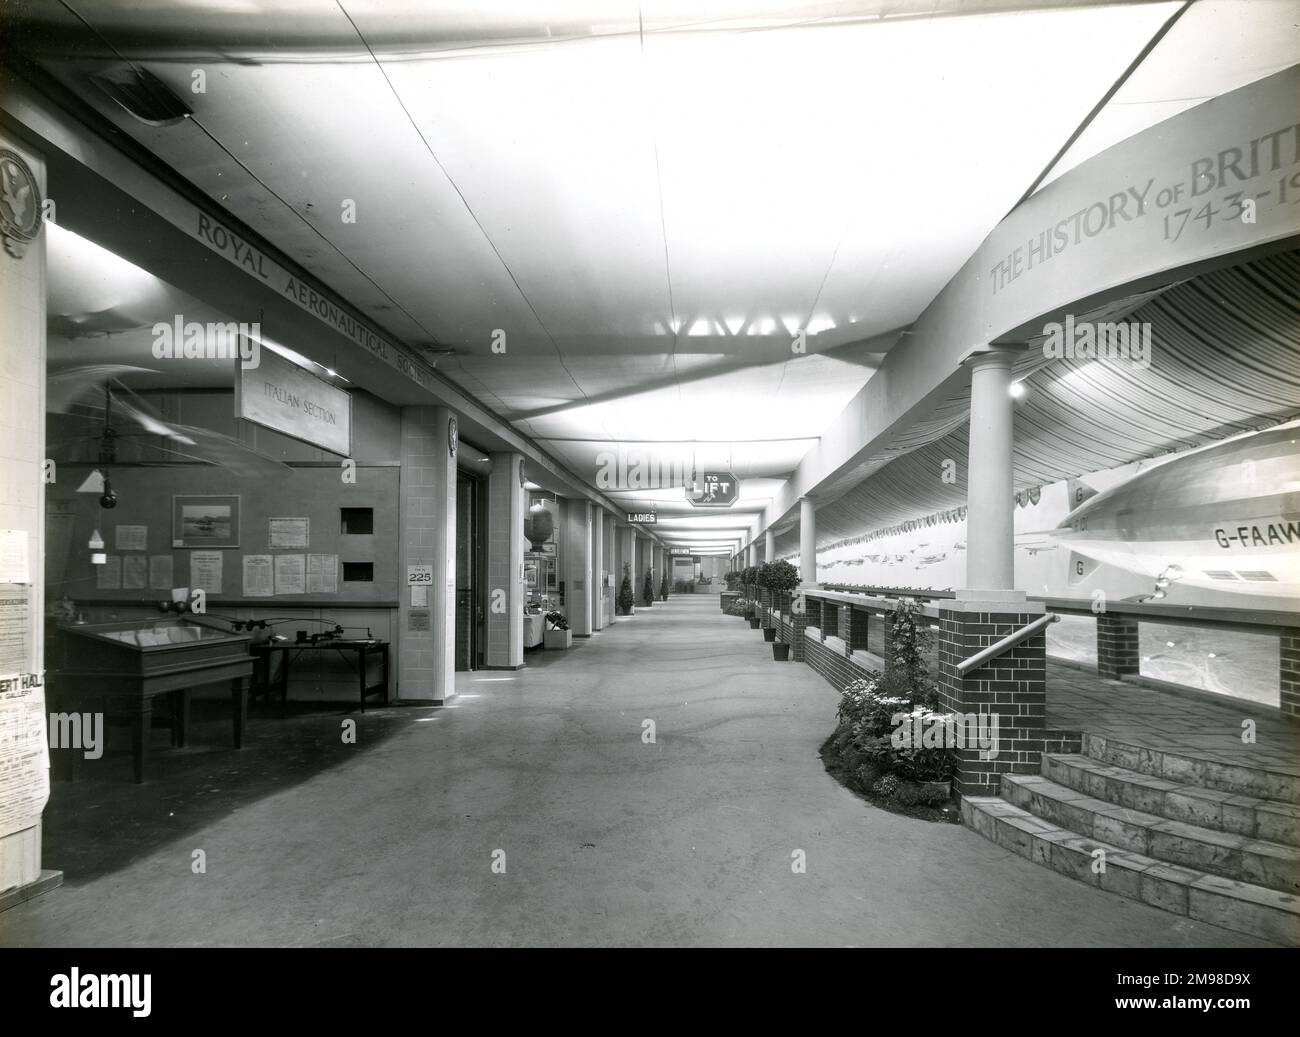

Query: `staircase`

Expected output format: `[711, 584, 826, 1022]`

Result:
[963, 731, 1300, 946]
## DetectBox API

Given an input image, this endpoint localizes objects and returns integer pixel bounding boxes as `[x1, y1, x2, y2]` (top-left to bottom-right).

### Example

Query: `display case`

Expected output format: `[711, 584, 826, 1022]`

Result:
[49, 618, 254, 783]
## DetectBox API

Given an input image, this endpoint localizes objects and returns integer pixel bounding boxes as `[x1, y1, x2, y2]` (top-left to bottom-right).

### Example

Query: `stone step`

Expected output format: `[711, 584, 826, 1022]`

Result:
[962, 796, 1300, 947]
[1083, 732, 1300, 805]
[1045, 753, 1300, 849]
[1001, 773, 1300, 896]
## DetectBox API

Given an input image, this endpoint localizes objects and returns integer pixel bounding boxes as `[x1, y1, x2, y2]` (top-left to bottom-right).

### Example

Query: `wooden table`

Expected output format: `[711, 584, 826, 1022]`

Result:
[250, 638, 390, 712]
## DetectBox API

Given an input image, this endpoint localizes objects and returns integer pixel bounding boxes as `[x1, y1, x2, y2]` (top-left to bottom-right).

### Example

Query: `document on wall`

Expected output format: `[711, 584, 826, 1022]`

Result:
[122, 554, 148, 590]
[0, 530, 30, 584]
[0, 673, 51, 839]
[274, 554, 305, 595]
[243, 555, 274, 597]
[114, 525, 148, 551]
[149, 554, 174, 590]
[269, 518, 310, 549]
[306, 553, 338, 594]
[190, 551, 223, 594]
[0, 587, 31, 674]
[96, 555, 122, 590]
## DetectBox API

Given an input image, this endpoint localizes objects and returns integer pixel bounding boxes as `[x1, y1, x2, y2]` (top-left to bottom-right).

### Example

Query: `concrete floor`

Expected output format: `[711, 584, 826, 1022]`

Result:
[0, 596, 1271, 946]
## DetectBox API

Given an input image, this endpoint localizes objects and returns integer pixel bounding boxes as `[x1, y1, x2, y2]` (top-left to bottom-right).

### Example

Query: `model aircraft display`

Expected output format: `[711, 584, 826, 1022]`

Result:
[1053, 423, 1299, 599]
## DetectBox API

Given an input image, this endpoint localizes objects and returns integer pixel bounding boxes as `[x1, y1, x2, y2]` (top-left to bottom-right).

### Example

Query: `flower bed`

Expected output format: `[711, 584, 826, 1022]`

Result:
[819, 600, 959, 822]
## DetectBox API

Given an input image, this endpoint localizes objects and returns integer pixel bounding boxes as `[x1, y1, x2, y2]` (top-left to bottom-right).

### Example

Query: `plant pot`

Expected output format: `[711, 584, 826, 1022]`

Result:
[771, 642, 790, 661]
[762, 627, 776, 642]
[747, 617, 760, 629]
[544, 629, 572, 650]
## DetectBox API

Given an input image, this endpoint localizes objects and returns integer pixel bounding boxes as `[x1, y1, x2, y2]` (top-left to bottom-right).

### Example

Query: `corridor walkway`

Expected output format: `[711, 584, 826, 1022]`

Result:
[0, 596, 1269, 946]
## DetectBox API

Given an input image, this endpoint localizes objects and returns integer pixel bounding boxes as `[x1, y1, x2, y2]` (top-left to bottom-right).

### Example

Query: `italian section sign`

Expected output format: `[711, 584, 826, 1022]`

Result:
[689, 471, 738, 508]
[236, 344, 352, 456]
[627, 512, 657, 524]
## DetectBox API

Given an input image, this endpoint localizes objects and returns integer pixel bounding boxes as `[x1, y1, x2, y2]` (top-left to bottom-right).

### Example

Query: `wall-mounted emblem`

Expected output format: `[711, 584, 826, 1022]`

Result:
[0, 149, 43, 259]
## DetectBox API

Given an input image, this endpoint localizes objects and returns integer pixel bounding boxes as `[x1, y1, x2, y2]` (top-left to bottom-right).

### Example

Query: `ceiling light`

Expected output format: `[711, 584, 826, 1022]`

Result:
[1009, 382, 1026, 399]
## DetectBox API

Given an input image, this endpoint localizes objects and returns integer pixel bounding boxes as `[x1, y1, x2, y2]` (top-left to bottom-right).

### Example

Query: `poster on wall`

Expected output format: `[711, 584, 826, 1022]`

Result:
[0, 530, 29, 584]
[0, 586, 31, 674]
[0, 673, 50, 840]
[269, 518, 310, 549]
[274, 554, 306, 595]
[95, 555, 122, 590]
[243, 555, 274, 597]
[122, 554, 148, 590]
[114, 525, 148, 551]
[172, 495, 240, 549]
[306, 554, 337, 594]
[149, 555, 174, 589]
[190, 551, 224, 594]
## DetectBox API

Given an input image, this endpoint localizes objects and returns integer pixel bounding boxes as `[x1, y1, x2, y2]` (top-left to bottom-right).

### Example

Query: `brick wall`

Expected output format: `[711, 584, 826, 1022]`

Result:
[1097, 612, 1140, 680]
[936, 605, 1047, 798]
[804, 631, 881, 692]
[1282, 628, 1300, 718]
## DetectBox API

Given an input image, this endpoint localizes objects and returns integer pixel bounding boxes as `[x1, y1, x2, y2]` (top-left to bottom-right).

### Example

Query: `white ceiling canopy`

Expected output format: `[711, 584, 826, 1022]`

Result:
[13, 0, 1286, 545]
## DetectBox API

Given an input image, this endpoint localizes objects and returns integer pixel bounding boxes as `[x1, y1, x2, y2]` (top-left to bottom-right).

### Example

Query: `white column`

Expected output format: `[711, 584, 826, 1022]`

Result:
[747, 543, 757, 567]
[799, 497, 818, 587]
[0, 129, 53, 900]
[591, 509, 604, 631]
[564, 499, 593, 635]
[603, 512, 616, 623]
[963, 349, 1019, 596]
[765, 529, 775, 563]
[399, 406, 457, 703]
[484, 452, 524, 669]
[652, 543, 664, 599]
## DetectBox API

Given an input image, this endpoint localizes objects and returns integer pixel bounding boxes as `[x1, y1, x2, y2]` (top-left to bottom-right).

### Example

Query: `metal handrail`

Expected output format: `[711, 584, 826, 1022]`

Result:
[956, 612, 1058, 675]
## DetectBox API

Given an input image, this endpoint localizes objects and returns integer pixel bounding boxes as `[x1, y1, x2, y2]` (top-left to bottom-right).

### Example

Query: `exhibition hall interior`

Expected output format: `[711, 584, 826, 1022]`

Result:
[0, 0, 1297, 952]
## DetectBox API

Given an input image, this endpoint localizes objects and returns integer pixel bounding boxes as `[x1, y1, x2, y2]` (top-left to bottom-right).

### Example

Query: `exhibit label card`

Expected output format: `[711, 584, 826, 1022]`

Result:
[190, 551, 224, 594]
[268, 517, 310, 549]
[243, 555, 274, 597]
[115, 525, 148, 551]
[274, 554, 306, 595]
[149, 555, 174, 590]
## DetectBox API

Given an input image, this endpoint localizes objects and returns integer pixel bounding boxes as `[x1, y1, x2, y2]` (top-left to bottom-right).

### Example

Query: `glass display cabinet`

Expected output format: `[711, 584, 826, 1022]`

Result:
[49, 617, 254, 783]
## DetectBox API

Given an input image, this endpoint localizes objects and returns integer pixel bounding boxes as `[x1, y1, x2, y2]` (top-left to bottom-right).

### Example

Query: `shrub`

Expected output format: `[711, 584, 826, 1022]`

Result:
[660, 571, 670, 600]
[642, 569, 655, 606]
[757, 558, 800, 592]
[872, 774, 899, 798]
[853, 762, 882, 792]
[617, 562, 636, 612]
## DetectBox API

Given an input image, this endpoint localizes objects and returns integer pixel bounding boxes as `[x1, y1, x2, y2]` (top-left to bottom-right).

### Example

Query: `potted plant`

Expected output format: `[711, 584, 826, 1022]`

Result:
[761, 560, 800, 657]
[617, 562, 636, 616]
[660, 570, 670, 601]
[543, 610, 572, 649]
[641, 568, 655, 607]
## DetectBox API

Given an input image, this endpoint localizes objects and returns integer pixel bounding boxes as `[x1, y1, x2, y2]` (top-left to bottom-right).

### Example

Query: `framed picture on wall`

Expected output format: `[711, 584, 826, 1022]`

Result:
[172, 495, 240, 549]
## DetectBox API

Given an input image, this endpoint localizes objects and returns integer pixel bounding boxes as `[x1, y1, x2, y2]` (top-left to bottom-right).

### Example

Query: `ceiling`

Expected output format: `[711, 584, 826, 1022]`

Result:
[8, 0, 1299, 555]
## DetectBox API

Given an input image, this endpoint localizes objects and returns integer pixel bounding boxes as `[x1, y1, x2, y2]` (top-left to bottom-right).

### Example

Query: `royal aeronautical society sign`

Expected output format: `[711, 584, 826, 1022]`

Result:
[236, 344, 352, 456]
[627, 512, 657, 524]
